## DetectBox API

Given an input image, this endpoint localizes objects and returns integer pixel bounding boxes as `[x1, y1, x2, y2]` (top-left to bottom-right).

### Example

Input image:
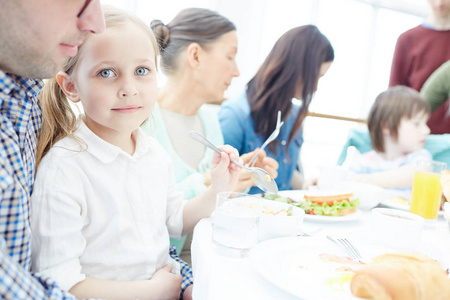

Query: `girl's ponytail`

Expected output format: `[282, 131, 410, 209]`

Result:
[36, 77, 77, 167]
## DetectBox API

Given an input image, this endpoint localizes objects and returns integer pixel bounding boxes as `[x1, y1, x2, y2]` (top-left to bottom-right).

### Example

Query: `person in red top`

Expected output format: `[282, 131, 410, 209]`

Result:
[389, 0, 450, 134]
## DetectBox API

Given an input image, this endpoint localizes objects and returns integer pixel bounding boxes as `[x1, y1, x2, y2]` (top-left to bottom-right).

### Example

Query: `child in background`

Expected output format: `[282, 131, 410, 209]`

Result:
[348, 86, 432, 198]
[31, 7, 240, 300]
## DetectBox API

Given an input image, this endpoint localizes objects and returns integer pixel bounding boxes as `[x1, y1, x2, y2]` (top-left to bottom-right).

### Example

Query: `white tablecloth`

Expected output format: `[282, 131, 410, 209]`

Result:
[191, 209, 450, 300]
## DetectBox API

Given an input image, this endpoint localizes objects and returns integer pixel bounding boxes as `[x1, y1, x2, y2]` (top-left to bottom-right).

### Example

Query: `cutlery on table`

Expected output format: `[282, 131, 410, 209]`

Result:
[247, 110, 284, 168]
[189, 131, 278, 194]
[327, 235, 363, 262]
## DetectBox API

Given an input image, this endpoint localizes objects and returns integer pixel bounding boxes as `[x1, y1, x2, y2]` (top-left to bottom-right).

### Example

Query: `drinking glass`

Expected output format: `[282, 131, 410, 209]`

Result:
[212, 192, 261, 253]
[409, 160, 446, 220]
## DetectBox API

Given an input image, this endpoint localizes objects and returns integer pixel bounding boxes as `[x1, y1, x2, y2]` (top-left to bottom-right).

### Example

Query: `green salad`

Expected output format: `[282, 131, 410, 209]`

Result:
[262, 193, 360, 216]
[297, 198, 360, 216]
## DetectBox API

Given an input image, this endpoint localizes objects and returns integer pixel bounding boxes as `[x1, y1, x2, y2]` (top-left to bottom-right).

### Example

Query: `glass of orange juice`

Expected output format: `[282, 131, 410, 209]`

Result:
[409, 160, 447, 220]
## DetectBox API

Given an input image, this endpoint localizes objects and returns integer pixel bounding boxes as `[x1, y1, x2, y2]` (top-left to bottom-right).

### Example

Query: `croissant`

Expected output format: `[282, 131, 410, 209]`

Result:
[350, 253, 450, 300]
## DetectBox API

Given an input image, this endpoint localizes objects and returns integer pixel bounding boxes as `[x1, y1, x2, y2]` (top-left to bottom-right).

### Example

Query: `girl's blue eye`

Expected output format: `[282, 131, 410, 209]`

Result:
[99, 69, 114, 78]
[135, 67, 149, 76]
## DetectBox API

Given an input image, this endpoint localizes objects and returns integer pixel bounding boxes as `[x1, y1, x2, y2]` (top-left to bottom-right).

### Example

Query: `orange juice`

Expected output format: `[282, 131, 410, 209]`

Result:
[409, 171, 442, 219]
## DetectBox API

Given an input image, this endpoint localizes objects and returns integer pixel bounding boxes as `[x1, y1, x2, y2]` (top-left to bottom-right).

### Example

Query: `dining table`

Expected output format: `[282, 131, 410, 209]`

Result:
[190, 192, 450, 300]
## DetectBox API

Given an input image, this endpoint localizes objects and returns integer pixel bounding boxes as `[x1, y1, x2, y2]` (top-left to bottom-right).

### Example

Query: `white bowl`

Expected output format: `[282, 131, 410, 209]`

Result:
[258, 199, 305, 242]
[370, 208, 424, 251]
[334, 181, 386, 210]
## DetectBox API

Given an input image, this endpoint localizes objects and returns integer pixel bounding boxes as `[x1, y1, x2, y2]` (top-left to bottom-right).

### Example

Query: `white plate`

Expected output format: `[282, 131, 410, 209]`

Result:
[380, 198, 409, 211]
[276, 190, 363, 222]
[275, 190, 307, 202]
[249, 236, 362, 299]
[259, 199, 305, 242]
[381, 198, 445, 216]
[304, 209, 363, 222]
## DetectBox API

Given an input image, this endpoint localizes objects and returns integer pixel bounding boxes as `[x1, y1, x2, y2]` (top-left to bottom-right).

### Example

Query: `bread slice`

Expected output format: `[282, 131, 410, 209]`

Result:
[350, 253, 450, 300]
[303, 192, 354, 203]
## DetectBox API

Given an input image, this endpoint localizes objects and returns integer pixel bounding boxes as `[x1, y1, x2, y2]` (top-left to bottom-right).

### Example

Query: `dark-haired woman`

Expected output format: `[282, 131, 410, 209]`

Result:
[219, 25, 334, 193]
[141, 7, 278, 262]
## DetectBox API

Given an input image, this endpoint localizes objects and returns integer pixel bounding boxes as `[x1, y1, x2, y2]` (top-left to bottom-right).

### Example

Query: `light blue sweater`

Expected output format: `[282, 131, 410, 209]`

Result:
[141, 103, 224, 251]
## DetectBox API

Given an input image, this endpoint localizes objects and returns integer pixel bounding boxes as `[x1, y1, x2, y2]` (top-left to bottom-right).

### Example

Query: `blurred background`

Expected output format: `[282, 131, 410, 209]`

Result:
[101, 0, 429, 179]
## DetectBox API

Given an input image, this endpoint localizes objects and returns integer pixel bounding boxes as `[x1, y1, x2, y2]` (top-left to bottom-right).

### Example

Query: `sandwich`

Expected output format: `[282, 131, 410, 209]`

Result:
[299, 192, 359, 216]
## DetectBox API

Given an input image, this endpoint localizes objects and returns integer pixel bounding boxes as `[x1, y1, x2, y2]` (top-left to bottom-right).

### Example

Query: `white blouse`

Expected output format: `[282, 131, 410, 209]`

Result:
[31, 120, 186, 291]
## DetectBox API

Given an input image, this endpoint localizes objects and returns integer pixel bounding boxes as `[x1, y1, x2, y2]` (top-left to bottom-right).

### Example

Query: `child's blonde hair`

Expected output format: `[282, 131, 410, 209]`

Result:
[368, 86, 431, 153]
[37, 6, 159, 167]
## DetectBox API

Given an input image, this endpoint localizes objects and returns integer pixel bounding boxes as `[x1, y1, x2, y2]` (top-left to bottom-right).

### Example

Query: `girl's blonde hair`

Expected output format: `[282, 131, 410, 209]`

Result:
[36, 6, 159, 167]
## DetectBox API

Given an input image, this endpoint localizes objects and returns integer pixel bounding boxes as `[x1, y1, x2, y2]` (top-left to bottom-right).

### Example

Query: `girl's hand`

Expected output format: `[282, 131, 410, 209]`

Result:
[149, 264, 182, 300]
[203, 171, 212, 187]
[210, 145, 241, 193]
[68, 266, 181, 300]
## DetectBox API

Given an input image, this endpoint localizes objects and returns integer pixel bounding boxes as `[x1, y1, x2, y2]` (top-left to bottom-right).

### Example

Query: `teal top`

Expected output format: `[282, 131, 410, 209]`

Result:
[141, 103, 224, 251]
[338, 128, 450, 170]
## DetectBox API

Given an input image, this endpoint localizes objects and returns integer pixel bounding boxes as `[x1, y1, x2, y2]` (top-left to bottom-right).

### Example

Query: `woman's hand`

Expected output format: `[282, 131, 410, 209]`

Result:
[210, 145, 241, 193]
[241, 148, 279, 180]
[231, 149, 279, 192]
[233, 169, 254, 192]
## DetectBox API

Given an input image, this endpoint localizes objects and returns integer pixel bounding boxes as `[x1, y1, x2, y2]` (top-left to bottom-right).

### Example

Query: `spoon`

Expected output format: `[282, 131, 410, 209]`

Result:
[189, 131, 279, 194]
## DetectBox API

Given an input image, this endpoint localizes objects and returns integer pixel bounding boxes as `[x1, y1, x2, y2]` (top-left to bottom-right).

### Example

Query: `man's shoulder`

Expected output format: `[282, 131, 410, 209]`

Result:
[399, 24, 450, 42]
[0, 150, 15, 194]
[0, 71, 44, 98]
[397, 25, 429, 42]
[0, 71, 17, 105]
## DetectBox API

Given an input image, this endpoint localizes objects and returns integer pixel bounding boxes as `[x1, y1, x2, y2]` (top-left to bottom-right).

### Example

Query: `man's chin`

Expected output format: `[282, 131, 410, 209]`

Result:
[20, 60, 62, 79]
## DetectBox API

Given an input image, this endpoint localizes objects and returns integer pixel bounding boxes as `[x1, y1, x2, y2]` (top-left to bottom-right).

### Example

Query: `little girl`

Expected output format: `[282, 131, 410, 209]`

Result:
[347, 86, 432, 197]
[31, 7, 240, 300]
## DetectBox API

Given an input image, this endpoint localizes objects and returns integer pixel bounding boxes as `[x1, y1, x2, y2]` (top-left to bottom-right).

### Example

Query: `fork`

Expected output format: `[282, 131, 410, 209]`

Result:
[247, 110, 284, 167]
[327, 235, 363, 262]
[189, 131, 278, 193]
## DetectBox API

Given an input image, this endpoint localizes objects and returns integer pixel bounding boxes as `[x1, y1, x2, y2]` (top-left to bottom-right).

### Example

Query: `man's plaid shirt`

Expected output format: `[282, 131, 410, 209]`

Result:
[0, 70, 75, 299]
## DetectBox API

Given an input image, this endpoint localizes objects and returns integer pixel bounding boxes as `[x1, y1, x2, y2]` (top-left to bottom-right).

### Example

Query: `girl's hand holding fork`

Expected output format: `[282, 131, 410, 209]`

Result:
[202, 148, 279, 192]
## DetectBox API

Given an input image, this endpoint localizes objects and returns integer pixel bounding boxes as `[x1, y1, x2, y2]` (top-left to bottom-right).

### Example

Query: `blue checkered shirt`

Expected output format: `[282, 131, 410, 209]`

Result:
[0, 70, 76, 299]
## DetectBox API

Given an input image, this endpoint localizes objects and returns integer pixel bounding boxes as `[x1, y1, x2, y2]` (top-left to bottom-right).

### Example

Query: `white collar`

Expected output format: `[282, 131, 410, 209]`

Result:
[76, 119, 152, 163]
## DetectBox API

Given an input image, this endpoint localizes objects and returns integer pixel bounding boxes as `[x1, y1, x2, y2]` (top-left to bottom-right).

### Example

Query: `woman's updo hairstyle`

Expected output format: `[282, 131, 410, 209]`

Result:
[150, 19, 170, 50]
[150, 7, 236, 76]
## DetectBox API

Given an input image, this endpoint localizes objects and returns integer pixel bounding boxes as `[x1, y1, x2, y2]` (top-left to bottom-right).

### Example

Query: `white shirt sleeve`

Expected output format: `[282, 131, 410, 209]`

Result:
[161, 146, 186, 239]
[31, 153, 87, 291]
